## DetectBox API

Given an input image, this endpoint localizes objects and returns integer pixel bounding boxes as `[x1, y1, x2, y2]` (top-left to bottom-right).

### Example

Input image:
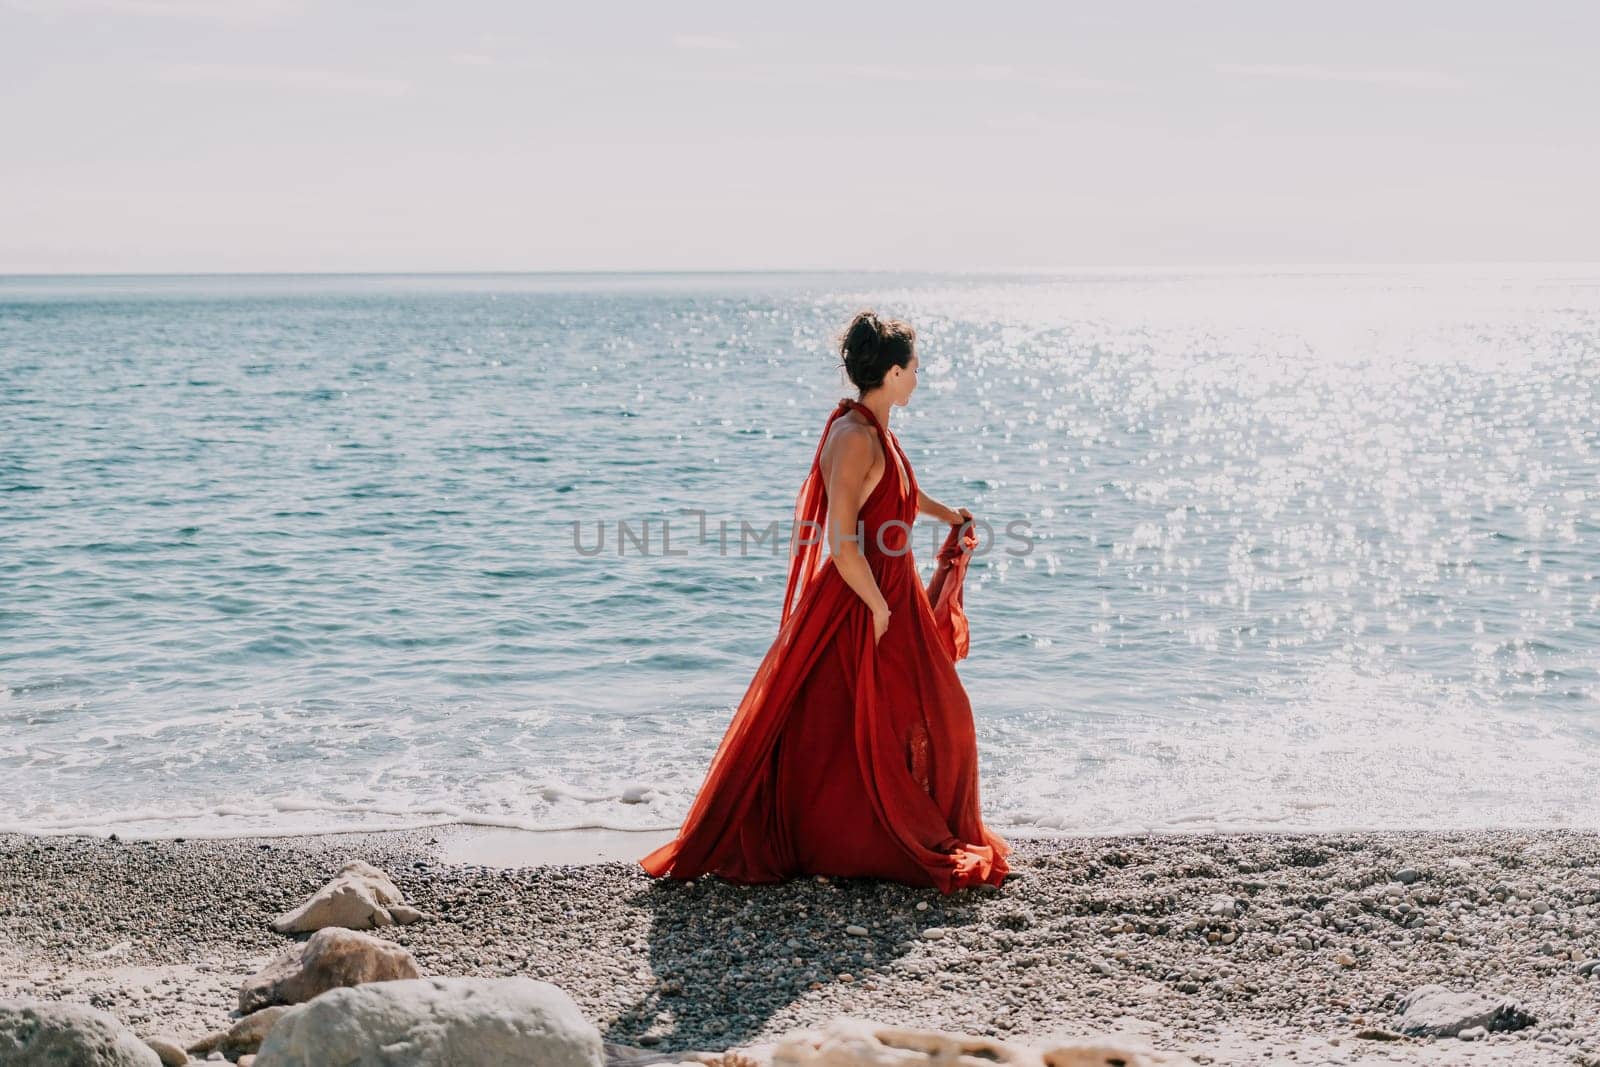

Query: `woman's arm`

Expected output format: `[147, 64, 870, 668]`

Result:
[820, 425, 892, 643]
[916, 487, 968, 526]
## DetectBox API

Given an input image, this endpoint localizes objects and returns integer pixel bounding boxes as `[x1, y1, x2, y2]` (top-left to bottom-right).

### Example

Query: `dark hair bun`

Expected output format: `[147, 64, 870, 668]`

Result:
[838, 310, 916, 394]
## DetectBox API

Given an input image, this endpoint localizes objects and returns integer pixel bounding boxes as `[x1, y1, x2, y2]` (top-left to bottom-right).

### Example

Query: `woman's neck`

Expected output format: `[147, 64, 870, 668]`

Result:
[857, 392, 893, 428]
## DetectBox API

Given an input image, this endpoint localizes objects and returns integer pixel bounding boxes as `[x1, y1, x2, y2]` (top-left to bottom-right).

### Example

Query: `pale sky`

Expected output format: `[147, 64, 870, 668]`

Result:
[3, 1, 1597, 273]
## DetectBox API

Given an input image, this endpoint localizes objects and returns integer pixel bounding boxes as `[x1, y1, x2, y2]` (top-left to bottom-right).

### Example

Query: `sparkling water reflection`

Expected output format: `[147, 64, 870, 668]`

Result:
[1, 268, 1596, 838]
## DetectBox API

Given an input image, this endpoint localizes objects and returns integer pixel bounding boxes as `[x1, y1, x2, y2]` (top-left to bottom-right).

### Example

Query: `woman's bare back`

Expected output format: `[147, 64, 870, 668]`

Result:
[820, 409, 907, 503]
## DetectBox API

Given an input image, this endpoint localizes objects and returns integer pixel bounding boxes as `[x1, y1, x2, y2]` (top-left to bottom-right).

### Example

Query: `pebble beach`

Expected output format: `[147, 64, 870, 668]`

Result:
[3, 828, 1598, 1065]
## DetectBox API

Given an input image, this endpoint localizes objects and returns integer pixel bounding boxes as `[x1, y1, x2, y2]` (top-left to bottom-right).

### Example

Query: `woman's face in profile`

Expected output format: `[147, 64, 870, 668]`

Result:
[890, 351, 920, 407]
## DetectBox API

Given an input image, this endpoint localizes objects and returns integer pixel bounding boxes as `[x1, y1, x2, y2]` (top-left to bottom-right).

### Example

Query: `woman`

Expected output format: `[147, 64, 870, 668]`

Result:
[640, 310, 1010, 893]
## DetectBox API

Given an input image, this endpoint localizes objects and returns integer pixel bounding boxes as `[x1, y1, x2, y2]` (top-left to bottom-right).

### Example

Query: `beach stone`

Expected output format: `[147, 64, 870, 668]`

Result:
[0, 999, 162, 1066]
[1206, 895, 1240, 917]
[188, 1007, 292, 1060]
[1395, 984, 1536, 1037]
[252, 977, 603, 1067]
[769, 1016, 1192, 1066]
[239, 928, 422, 1012]
[1039, 1041, 1186, 1067]
[143, 1034, 188, 1065]
[271, 860, 425, 933]
[772, 1017, 1036, 1065]
[1354, 1028, 1402, 1042]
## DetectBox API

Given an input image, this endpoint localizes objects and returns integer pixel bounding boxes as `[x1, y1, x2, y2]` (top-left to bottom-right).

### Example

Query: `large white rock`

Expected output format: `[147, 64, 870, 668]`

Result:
[1396, 984, 1536, 1037]
[271, 860, 425, 933]
[0, 998, 162, 1067]
[240, 928, 422, 1012]
[252, 977, 603, 1067]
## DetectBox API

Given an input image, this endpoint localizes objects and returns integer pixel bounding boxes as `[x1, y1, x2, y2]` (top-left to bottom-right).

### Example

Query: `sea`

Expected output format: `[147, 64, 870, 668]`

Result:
[2, 268, 1597, 842]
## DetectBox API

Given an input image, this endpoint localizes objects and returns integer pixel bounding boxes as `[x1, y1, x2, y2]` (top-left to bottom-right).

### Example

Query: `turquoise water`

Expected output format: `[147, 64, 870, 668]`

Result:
[2, 268, 1597, 840]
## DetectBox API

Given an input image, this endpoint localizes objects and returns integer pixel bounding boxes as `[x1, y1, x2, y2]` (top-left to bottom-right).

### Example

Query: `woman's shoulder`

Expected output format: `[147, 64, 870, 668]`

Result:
[820, 412, 882, 479]
[824, 404, 884, 446]
[823, 415, 876, 455]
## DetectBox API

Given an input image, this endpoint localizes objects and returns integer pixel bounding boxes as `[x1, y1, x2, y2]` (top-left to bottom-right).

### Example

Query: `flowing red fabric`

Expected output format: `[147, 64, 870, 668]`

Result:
[640, 398, 1010, 893]
[927, 519, 977, 663]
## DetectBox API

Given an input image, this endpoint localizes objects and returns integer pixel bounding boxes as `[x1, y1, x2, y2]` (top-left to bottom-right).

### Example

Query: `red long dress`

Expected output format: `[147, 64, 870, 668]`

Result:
[639, 397, 1010, 893]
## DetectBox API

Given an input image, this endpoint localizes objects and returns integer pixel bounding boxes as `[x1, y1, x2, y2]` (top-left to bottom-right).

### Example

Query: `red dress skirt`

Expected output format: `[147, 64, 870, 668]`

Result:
[640, 397, 1009, 893]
